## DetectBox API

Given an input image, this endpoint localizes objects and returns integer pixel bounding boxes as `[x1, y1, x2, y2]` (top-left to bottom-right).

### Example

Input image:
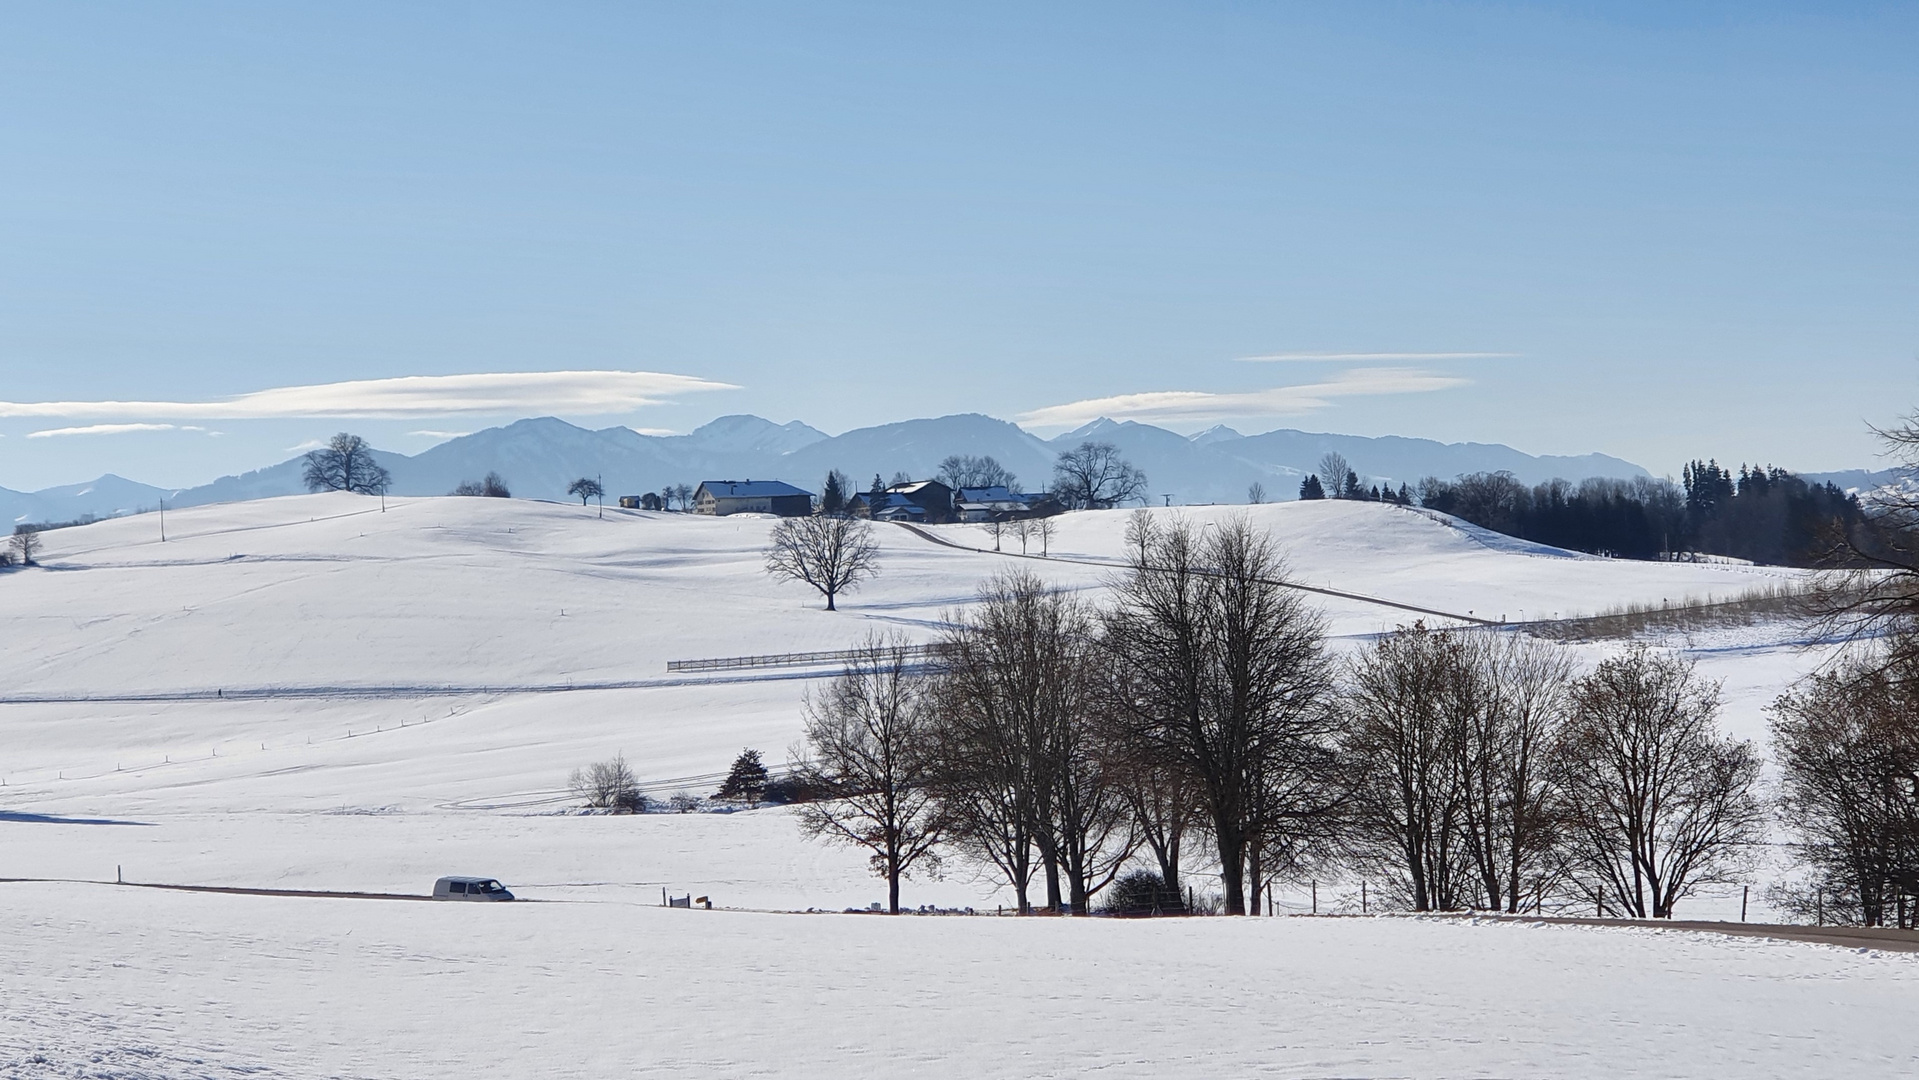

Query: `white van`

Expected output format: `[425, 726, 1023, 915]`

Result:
[433, 876, 514, 901]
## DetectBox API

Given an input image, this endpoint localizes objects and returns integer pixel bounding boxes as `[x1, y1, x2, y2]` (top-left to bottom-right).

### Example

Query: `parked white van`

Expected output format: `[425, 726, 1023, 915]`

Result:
[433, 876, 514, 901]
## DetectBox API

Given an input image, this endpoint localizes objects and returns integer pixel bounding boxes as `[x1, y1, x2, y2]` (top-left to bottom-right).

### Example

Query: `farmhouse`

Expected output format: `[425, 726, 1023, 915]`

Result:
[692, 480, 814, 517]
[954, 485, 1033, 522]
[850, 479, 956, 523]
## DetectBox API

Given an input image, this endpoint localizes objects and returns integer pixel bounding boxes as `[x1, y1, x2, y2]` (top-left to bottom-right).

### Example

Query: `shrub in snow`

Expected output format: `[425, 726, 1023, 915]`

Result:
[569, 755, 646, 813]
[1098, 870, 1186, 916]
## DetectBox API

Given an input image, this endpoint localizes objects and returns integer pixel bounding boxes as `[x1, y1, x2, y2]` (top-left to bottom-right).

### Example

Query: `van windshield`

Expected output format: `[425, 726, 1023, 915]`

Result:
[474, 881, 500, 892]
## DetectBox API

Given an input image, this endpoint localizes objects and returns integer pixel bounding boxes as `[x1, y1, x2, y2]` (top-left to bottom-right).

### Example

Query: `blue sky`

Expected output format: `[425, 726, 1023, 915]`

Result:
[0, 2, 1913, 490]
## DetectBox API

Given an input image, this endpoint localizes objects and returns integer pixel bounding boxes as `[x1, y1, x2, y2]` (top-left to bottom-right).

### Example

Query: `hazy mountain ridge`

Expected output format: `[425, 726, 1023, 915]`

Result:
[7, 411, 1841, 526]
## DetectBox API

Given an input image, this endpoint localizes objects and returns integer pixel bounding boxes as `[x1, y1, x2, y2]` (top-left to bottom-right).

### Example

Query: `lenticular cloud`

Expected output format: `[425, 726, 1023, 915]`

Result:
[0, 370, 737, 420]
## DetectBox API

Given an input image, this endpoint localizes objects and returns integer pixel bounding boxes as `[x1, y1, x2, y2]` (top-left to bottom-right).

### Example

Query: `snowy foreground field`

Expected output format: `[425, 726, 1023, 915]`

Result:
[3, 493, 1912, 1077]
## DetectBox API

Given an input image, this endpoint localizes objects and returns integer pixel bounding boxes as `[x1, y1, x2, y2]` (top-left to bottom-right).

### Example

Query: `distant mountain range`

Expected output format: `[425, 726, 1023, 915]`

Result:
[0, 411, 1708, 527]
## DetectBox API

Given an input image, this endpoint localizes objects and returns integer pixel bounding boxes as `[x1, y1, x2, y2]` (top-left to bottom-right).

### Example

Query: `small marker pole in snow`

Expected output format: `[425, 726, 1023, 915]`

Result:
[1741, 886, 1749, 923]
[1361, 881, 1367, 914]
[1311, 880, 1317, 915]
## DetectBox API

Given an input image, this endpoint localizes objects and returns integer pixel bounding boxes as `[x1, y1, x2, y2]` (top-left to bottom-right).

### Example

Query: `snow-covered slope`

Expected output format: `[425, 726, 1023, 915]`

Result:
[2, 494, 1895, 1079]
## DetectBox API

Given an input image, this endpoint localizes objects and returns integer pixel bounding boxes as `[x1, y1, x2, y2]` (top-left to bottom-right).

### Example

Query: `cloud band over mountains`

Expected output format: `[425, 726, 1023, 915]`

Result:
[0, 370, 737, 422]
[1019, 367, 1468, 429]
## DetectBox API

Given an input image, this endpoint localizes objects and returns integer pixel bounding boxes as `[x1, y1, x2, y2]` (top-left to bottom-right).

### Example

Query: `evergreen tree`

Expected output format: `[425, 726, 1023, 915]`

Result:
[820, 470, 849, 517]
[716, 749, 770, 805]
[1299, 474, 1325, 500]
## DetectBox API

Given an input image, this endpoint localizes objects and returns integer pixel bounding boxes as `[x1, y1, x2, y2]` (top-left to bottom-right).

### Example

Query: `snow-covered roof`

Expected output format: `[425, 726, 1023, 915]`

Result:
[696, 480, 813, 499]
[956, 486, 1022, 502]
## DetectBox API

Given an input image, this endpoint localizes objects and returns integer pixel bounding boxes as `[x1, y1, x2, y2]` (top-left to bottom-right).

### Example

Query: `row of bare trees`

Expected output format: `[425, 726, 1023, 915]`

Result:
[1341, 630, 1763, 918]
[791, 512, 1789, 918]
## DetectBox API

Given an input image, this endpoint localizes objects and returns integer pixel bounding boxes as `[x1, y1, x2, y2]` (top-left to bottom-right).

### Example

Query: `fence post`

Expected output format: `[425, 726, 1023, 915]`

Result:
[1311, 879, 1317, 915]
[1361, 880, 1367, 914]
[1741, 885, 1748, 923]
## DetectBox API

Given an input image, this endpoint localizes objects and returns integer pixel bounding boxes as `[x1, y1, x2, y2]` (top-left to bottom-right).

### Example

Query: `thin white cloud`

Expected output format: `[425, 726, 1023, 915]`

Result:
[0, 370, 737, 420]
[1238, 351, 1517, 362]
[285, 439, 330, 453]
[408, 430, 471, 440]
[27, 422, 183, 438]
[1018, 367, 1468, 429]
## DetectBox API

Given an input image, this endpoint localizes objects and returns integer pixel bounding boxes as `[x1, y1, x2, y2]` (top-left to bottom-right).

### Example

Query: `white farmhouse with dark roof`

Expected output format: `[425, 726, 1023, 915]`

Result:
[692, 480, 814, 517]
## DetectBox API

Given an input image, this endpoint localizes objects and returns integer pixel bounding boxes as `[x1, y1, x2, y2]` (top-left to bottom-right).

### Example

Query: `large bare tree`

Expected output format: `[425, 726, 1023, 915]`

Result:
[1770, 648, 1919, 927]
[930, 572, 1134, 913]
[765, 515, 880, 611]
[302, 433, 392, 495]
[1052, 441, 1147, 510]
[936, 454, 1018, 492]
[1102, 514, 1337, 915]
[1554, 647, 1763, 919]
[792, 637, 943, 913]
[1340, 623, 1473, 911]
[1455, 633, 1576, 913]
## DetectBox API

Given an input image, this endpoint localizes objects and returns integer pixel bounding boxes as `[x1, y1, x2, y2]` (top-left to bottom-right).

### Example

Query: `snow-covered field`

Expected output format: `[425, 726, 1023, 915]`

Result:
[3, 493, 1909, 1078]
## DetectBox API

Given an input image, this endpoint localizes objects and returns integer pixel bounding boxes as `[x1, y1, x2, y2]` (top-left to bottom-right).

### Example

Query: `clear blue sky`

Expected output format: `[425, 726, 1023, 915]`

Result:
[1, 1, 1913, 490]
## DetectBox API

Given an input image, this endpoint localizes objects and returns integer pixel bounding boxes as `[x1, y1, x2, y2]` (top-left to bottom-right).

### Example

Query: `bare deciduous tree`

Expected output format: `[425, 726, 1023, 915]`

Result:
[1032, 515, 1057, 557]
[452, 472, 510, 498]
[981, 518, 1005, 552]
[1456, 633, 1576, 913]
[1107, 744, 1201, 899]
[567, 477, 604, 506]
[1052, 441, 1147, 510]
[1341, 623, 1472, 911]
[1247, 481, 1267, 505]
[1102, 514, 1337, 915]
[303, 433, 392, 495]
[1555, 647, 1763, 918]
[569, 754, 644, 812]
[792, 637, 943, 913]
[1770, 648, 1919, 927]
[1316, 452, 1351, 500]
[936, 454, 1018, 492]
[931, 572, 1136, 913]
[765, 514, 880, 611]
[9, 526, 42, 566]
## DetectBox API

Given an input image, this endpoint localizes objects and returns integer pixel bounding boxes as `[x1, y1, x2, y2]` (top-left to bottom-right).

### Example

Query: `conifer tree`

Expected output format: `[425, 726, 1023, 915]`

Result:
[716, 749, 770, 805]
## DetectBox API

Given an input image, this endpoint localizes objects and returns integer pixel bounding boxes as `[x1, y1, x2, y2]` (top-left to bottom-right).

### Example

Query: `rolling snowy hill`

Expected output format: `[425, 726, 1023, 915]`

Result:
[1, 494, 1900, 1080]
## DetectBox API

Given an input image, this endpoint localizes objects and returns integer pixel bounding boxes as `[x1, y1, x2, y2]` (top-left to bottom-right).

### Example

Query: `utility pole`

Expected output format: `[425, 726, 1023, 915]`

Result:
[597, 472, 604, 519]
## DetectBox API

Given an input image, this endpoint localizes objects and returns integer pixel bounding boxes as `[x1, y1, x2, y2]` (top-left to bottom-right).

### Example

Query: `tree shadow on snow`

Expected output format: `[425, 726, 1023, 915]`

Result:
[0, 811, 155, 826]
